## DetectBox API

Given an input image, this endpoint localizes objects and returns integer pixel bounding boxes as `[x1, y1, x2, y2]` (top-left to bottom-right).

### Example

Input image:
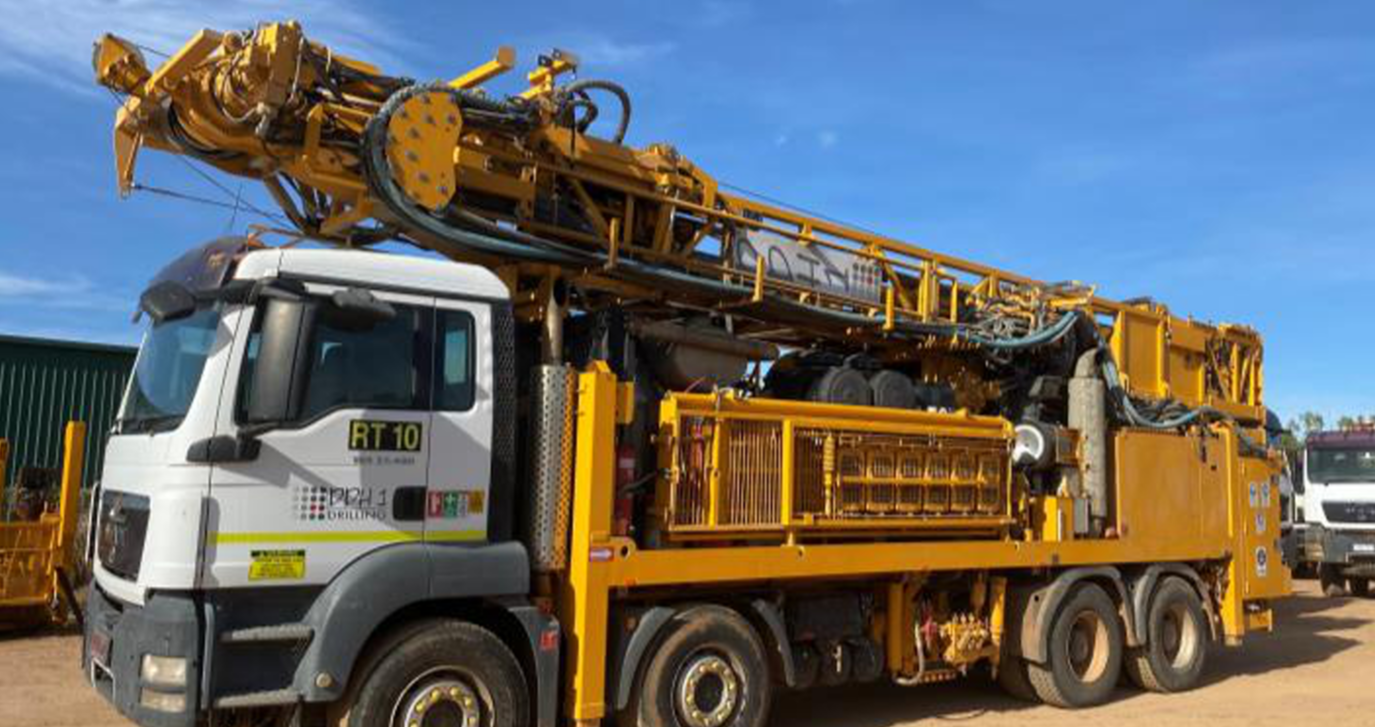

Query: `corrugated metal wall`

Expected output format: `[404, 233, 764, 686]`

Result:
[0, 335, 136, 490]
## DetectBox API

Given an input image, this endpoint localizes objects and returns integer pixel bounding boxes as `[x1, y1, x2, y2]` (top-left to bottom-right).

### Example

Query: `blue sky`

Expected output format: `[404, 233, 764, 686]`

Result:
[0, 0, 1370, 425]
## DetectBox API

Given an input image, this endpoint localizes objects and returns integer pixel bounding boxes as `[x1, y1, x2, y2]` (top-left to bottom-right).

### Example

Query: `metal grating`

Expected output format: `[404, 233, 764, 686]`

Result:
[526, 365, 575, 572]
[659, 393, 1013, 540]
[721, 420, 783, 526]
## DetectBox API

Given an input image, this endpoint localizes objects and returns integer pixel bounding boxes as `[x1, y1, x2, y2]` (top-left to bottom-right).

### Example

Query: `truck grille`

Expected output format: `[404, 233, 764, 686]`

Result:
[1323, 501, 1375, 525]
[96, 490, 149, 581]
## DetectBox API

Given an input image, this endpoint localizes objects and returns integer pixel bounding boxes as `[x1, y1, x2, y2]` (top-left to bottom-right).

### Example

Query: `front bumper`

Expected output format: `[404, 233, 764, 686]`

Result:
[1304, 525, 1375, 577]
[83, 586, 202, 727]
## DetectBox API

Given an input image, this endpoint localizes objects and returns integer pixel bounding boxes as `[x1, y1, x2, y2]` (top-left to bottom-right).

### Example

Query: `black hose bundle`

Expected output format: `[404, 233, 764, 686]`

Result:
[558, 79, 632, 143]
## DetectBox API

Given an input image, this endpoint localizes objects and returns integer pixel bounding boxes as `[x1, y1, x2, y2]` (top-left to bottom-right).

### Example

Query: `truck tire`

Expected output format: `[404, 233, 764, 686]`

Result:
[1319, 564, 1346, 597]
[1027, 583, 1122, 708]
[996, 656, 1039, 703]
[1124, 577, 1208, 693]
[993, 599, 1038, 703]
[338, 619, 528, 727]
[1351, 578, 1371, 598]
[620, 604, 772, 727]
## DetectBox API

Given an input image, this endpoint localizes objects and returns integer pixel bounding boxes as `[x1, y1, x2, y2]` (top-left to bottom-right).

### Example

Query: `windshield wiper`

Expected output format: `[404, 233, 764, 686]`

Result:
[118, 414, 186, 434]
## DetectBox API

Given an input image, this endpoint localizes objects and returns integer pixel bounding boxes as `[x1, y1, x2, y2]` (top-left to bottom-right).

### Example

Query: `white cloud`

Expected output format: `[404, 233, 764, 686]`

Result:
[0, 271, 73, 297]
[696, 1, 749, 28]
[817, 130, 839, 149]
[0, 270, 130, 310]
[1034, 146, 1136, 186]
[530, 35, 675, 69]
[578, 38, 676, 67]
[0, 0, 409, 95]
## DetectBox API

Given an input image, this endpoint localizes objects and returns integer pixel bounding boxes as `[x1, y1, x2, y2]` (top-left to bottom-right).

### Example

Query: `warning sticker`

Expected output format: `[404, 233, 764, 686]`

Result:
[1248, 482, 1259, 508]
[1255, 512, 1267, 535]
[1255, 546, 1269, 578]
[249, 550, 306, 581]
[427, 489, 486, 519]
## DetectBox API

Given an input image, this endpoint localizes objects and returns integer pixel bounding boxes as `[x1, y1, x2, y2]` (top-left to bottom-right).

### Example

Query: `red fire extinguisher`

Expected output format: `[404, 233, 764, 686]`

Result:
[614, 443, 637, 536]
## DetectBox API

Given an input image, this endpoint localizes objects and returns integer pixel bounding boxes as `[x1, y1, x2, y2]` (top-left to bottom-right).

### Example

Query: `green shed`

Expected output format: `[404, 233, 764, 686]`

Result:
[0, 334, 136, 491]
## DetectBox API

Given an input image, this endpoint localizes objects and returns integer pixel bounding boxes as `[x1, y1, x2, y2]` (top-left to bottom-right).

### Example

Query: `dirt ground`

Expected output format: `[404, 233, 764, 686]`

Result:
[0, 579, 1368, 727]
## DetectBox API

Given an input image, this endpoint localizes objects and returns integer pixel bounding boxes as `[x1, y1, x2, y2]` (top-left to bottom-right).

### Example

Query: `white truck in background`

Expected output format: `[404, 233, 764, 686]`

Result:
[1300, 428, 1375, 596]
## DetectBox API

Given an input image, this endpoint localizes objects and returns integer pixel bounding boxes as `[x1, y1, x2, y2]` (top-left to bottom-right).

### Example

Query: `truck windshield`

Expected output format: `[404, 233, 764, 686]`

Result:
[118, 306, 222, 433]
[1307, 448, 1375, 484]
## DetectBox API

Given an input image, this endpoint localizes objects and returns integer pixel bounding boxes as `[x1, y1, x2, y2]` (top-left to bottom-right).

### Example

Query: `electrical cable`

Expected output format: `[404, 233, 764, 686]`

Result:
[129, 183, 288, 225]
[172, 152, 285, 224]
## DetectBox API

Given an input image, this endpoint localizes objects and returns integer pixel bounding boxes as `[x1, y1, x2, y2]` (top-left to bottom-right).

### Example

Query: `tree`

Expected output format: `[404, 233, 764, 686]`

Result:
[1287, 411, 1326, 442]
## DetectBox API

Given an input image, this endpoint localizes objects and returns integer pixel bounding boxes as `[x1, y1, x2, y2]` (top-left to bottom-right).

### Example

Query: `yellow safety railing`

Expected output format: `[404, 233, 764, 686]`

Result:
[654, 394, 1015, 543]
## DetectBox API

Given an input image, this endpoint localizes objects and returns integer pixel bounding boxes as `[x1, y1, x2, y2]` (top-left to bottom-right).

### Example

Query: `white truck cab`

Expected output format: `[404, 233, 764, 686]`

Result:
[1300, 429, 1375, 596]
[83, 238, 559, 726]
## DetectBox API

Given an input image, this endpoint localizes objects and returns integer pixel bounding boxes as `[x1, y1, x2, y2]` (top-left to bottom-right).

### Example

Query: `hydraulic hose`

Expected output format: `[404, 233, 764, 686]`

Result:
[561, 79, 631, 144]
[957, 310, 1082, 350]
[360, 84, 994, 341]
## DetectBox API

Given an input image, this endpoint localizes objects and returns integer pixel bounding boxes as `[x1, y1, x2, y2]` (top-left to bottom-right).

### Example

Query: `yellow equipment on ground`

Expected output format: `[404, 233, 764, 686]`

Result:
[0, 422, 86, 629]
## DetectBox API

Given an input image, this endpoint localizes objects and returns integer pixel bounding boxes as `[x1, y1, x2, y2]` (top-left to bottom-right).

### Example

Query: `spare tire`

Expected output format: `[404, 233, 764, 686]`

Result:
[807, 367, 872, 406]
[869, 370, 916, 409]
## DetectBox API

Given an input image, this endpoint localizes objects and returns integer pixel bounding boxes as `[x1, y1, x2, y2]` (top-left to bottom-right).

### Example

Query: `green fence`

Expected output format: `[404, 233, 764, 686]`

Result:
[0, 334, 136, 492]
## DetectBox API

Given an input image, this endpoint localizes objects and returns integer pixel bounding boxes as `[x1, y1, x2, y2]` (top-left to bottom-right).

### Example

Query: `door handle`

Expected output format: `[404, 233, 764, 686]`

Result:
[393, 486, 427, 522]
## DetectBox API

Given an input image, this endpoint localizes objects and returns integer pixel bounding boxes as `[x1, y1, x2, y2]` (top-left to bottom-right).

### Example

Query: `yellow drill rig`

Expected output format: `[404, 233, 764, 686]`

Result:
[85, 22, 1286, 727]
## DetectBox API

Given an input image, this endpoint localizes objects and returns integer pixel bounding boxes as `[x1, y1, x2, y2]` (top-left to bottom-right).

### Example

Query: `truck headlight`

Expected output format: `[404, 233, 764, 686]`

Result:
[139, 688, 186, 713]
[141, 654, 187, 687]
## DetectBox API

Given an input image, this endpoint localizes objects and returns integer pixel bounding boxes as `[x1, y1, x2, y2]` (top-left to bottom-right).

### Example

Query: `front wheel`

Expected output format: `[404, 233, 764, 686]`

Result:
[1027, 583, 1123, 708]
[1351, 578, 1371, 598]
[620, 604, 772, 727]
[340, 620, 528, 727]
[1319, 564, 1346, 597]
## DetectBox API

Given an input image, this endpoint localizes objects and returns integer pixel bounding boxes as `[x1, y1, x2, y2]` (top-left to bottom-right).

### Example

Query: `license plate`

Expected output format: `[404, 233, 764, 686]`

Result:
[1353, 543, 1375, 554]
[89, 630, 111, 668]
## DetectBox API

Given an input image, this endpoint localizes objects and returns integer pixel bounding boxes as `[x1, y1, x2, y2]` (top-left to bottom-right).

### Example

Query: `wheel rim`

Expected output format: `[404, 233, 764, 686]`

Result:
[1067, 610, 1110, 683]
[1160, 602, 1200, 670]
[674, 651, 740, 727]
[392, 667, 490, 727]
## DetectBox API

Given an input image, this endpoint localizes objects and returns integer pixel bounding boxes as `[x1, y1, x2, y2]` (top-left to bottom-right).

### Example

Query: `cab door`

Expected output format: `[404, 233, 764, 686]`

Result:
[424, 298, 493, 543]
[204, 285, 434, 588]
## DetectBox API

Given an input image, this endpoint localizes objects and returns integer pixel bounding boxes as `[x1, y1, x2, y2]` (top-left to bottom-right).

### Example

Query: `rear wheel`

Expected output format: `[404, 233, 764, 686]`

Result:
[996, 656, 1039, 703]
[1125, 577, 1208, 693]
[1351, 578, 1371, 598]
[1027, 583, 1123, 708]
[620, 605, 771, 727]
[994, 609, 1038, 702]
[339, 620, 527, 727]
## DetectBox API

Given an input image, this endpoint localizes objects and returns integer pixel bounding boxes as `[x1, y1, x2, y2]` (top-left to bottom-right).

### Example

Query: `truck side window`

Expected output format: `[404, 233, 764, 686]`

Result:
[301, 304, 423, 419]
[236, 296, 426, 424]
[434, 309, 476, 411]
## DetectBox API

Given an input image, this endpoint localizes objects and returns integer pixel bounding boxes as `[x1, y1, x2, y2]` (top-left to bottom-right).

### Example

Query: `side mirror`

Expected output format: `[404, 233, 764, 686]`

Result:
[244, 296, 318, 427]
[139, 281, 196, 324]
